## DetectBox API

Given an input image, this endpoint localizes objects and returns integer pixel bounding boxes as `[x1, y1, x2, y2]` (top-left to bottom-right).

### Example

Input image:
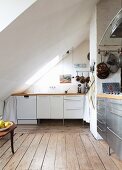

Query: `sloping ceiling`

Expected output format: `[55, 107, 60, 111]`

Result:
[0, 0, 38, 32]
[0, 0, 98, 100]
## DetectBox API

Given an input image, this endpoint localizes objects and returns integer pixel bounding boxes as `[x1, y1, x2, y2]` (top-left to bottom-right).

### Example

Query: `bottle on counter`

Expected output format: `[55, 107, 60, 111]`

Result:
[77, 84, 81, 93]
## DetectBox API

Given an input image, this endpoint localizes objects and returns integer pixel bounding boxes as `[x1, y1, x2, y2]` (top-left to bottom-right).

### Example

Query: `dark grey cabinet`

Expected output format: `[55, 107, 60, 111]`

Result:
[97, 97, 122, 160]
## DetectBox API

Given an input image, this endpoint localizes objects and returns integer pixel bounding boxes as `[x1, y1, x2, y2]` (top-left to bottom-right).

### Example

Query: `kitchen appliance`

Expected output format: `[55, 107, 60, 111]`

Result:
[110, 10, 122, 38]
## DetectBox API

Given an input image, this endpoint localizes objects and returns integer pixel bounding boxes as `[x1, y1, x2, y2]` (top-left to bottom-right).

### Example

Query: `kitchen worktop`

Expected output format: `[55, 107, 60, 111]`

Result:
[12, 93, 86, 96]
[97, 93, 122, 100]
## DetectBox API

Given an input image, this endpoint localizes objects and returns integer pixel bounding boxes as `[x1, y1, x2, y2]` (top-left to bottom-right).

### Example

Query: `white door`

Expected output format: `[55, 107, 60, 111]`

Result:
[17, 96, 36, 119]
[50, 96, 63, 119]
[37, 96, 50, 119]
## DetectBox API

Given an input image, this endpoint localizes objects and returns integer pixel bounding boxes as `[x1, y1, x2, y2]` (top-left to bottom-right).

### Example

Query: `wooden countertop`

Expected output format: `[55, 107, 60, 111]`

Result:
[12, 93, 85, 96]
[97, 93, 122, 100]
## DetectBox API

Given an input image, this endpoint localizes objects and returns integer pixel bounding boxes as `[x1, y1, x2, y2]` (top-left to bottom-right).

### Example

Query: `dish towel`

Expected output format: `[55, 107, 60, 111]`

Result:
[83, 94, 90, 123]
[3, 96, 17, 124]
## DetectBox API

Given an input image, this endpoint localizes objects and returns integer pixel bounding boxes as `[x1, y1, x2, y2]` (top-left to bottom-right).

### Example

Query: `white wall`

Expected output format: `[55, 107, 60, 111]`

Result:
[26, 41, 89, 93]
[0, 100, 4, 118]
[97, 0, 121, 93]
[89, 0, 121, 139]
[89, 7, 98, 139]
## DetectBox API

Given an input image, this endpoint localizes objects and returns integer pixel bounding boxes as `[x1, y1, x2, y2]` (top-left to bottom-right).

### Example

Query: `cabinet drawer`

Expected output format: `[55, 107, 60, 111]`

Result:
[97, 105, 105, 115]
[107, 109, 122, 138]
[109, 102, 122, 111]
[64, 96, 83, 100]
[109, 99, 122, 105]
[97, 126, 106, 140]
[97, 98, 105, 106]
[97, 119, 106, 130]
[107, 127, 122, 160]
[64, 100, 82, 110]
[97, 112, 106, 122]
[64, 109, 83, 119]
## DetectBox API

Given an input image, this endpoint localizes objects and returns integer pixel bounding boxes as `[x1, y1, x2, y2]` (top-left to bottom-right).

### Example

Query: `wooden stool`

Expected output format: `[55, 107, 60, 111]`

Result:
[0, 122, 17, 154]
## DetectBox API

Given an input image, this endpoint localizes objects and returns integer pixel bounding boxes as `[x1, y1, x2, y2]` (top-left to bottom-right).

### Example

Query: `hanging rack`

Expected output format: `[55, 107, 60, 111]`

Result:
[72, 71, 90, 78]
[76, 71, 90, 73]
[98, 48, 122, 56]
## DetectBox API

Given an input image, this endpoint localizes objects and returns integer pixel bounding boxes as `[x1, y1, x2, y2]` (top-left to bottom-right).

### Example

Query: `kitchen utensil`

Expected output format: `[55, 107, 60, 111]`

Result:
[80, 73, 85, 84]
[97, 54, 110, 79]
[107, 53, 118, 65]
[87, 52, 90, 60]
[85, 73, 90, 83]
[109, 64, 119, 73]
[97, 62, 109, 74]
[97, 71, 109, 79]
[117, 51, 122, 67]
[76, 72, 80, 81]
[77, 84, 81, 93]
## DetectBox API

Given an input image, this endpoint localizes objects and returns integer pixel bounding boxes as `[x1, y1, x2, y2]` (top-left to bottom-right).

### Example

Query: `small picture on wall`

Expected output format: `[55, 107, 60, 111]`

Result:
[60, 74, 71, 83]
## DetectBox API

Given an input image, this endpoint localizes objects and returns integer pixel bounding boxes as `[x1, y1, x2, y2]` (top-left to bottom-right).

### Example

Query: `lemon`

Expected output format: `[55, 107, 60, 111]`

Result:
[0, 120, 5, 128]
[5, 121, 11, 127]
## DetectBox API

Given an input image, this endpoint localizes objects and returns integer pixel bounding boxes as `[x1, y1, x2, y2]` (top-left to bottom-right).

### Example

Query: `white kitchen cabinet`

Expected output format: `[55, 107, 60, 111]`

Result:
[50, 96, 63, 119]
[37, 96, 50, 119]
[64, 95, 84, 119]
[37, 95, 84, 119]
[17, 96, 37, 124]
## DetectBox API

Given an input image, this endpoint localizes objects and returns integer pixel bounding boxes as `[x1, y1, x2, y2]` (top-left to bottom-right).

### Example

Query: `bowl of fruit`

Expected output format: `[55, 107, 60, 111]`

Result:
[0, 120, 13, 131]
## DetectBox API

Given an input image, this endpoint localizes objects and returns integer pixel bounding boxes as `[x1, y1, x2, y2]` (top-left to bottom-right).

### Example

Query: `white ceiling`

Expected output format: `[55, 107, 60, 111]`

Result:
[0, 0, 37, 32]
[0, 0, 98, 100]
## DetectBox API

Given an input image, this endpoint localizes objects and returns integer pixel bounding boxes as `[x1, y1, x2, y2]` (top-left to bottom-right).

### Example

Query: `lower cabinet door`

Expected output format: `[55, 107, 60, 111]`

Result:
[50, 96, 63, 119]
[37, 96, 50, 119]
[17, 96, 36, 119]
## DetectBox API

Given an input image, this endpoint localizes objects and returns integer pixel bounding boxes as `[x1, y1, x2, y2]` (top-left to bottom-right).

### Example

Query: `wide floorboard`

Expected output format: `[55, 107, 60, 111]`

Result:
[0, 121, 122, 170]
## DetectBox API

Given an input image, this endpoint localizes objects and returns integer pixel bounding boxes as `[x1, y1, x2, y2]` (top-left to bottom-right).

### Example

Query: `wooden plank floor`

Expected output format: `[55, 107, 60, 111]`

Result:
[0, 121, 122, 170]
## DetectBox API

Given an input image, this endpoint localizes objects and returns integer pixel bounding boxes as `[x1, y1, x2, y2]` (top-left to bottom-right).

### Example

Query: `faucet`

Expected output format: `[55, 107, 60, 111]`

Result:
[65, 87, 70, 94]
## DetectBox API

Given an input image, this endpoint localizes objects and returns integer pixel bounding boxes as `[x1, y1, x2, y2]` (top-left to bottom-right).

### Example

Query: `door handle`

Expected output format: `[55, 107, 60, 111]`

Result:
[97, 119, 106, 124]
[107, 127, 122, 140]
[97, 126, 106, 132]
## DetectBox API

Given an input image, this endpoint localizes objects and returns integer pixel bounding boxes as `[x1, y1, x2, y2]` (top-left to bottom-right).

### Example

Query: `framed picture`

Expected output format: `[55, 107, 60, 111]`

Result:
[60, 74, 71, 83]
[102, 83, 120, 93]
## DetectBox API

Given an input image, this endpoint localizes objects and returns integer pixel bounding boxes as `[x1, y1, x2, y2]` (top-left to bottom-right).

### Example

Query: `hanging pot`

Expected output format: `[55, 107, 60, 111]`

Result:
[97, 62, 109, 74]
[107, 53, 118, 65]
[109, 64, 119, 73]
[97, 71, 109, 79]
[87, 52, 90, 60]
[97, 54, 110, 79]
[117, 52, 122, 67]
[80, 73, 85, 84]
[76, 72, 80, 81]
[85, 73, 90, 83]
